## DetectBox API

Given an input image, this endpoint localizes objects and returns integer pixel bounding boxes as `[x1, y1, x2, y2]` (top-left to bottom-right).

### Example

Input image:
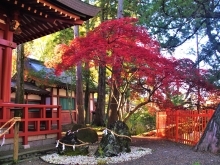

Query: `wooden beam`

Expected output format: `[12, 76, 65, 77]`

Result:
[74, 19, 84, 25]
[23, 13, 80, 26]
[0, 38, 17, 49]
[38, 0, 80, 20]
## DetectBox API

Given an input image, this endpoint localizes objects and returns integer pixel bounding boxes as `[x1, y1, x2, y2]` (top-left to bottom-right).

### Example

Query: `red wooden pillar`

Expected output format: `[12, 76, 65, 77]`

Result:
[0, 23, 5, 102]
[0, 20, 16, 103]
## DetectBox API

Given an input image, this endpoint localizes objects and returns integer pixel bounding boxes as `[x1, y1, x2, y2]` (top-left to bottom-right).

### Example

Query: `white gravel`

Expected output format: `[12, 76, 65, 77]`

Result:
[40, 146, 152, 165]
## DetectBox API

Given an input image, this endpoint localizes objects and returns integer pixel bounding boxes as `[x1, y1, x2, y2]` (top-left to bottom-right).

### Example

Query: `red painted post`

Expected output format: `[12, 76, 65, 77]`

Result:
[175, 111, 179, 143]
[0, 45, 2, 101]
[23, 106, 28, 145]
[57, 105, 62, 140]
[42, 107, 46, 118]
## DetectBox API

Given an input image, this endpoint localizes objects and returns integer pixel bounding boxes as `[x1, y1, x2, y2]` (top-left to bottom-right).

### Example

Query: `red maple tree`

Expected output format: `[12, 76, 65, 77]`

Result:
[54, 17, 215, 122]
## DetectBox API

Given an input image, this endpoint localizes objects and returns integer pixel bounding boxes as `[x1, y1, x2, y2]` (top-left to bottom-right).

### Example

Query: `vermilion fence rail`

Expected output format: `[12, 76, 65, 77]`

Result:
[0, 102, 61, 145]
[156, 109, 214, 145]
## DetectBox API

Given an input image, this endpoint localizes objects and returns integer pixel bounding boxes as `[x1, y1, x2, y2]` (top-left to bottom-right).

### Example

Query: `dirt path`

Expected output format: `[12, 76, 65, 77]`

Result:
[17, 136, 220, 165]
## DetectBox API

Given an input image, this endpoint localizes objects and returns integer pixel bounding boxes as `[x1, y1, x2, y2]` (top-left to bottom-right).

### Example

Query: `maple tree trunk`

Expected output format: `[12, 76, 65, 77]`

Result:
[194, 104, 220, 154]
[108, 83, 119, 126]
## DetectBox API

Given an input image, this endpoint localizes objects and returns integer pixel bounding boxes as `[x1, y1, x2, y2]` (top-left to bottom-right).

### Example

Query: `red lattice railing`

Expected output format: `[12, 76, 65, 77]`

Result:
[0, 102, 61, 145]
[156, 109, 214, 145]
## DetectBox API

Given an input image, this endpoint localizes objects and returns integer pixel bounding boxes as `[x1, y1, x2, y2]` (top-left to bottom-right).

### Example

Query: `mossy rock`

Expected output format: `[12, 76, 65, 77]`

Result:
[71, 124, 84, 132]
[62, 123, 75, 132]
[76, 128, 98, 144]
[71, 124, 99, 144]
[58, 145, 89, 156]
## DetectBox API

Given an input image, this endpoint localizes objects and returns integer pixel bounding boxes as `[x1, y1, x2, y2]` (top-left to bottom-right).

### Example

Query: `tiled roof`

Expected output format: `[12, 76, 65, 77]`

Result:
[25, 58, 73, 88]
[55, 0, 100, 18]
[11, 80, 50, 96]
[24, 58, 97, 92]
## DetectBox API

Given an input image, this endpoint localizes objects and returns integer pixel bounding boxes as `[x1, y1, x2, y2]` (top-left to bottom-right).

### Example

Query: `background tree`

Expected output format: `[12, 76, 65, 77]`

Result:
[30, 28, 74, 61]
[108, 0, 124, 125]
[89, 0, 117, 126]
[91, 9, 106, 126]
[165, 58, 215, 110]
[74, 25, 85, 125]
[84, 13, 91, 125]
[135, 0, 220, 70]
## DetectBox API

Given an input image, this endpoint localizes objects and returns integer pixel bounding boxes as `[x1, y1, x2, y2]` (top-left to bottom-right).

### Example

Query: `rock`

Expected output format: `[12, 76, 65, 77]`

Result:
[95, 120, 131, 157]
[76, 128, 98, 144]
[71, 123, 84, 131]
[57, 130, 89, 156]
[71, 124, 99, 144]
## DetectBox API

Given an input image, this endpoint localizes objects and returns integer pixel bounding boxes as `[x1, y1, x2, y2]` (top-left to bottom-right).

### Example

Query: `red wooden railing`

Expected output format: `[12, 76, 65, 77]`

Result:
[0, 102, 61, 145]
[156, 109, 214, 145]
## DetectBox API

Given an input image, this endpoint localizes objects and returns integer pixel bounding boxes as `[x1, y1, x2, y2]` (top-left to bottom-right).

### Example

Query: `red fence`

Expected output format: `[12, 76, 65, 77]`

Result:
[0, 102, 61, 145]
[156, 109, 214, 145]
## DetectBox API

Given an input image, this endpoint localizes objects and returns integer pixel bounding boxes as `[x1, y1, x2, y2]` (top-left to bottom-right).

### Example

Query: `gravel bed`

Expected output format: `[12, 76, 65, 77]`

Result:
[40, 146, 151, 164]
[17, 137, 220, 165]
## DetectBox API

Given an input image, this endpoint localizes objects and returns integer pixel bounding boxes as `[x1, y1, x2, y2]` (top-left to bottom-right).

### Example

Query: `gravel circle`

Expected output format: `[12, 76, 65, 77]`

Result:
[40, 146, 151, 164]
[17, 137, 220, 165]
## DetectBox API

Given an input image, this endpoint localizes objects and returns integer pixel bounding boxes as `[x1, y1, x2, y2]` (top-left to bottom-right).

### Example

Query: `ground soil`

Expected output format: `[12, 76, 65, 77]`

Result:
[17, 124, 220, 165]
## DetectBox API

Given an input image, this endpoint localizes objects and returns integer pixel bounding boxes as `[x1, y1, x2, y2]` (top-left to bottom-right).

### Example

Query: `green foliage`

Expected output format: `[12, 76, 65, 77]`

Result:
[136, 0, 220, 70]
[192, 162, 200, 165]
[97, 159, 107, 165]
[126, 110, 156, 135]
[12, 159, 18, 164]
[97, 146, 104, 158]
[171, 95, 184, 106]
[28, 27, 73, 62]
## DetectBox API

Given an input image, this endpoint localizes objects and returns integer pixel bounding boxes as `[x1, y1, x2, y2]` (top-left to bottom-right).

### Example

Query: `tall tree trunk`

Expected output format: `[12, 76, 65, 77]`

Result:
[74, 25, 84, 125]
[14, 43, 24, 163]
[93, 65, 105, 126]
[194, 104, 220, 154]
[84, 15, 90, 125]
[117, 0, 124, 19]
[92, 4, 106, 126]
[107, 0, 124, 126]
[108, 83, 119, 125]
[15, 44, 25, 104]
[106, 87, 112, 123]
[65, 78, 74, 124]
[84, 62, 90, 124]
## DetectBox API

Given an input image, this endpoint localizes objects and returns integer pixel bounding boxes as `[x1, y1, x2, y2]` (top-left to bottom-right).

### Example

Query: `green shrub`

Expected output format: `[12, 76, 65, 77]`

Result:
[125, 110, 156, 135]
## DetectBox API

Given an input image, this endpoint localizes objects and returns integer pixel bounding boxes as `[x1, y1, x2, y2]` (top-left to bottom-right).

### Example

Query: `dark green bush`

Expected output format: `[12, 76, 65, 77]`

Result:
[125, 110, 156, 135]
